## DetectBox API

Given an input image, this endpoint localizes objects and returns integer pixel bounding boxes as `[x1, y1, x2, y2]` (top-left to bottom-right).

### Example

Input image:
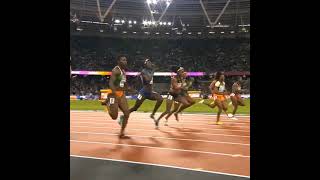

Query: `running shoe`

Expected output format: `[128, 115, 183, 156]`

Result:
[164, 119, 168, 126]
[154, 118, 159, 129]
[118, 115, 124, 126]
[174, 113, 179, 122]
[216, 121, 223, 125]
[119, 134, 130, 139]
[231, 116, 238, 120]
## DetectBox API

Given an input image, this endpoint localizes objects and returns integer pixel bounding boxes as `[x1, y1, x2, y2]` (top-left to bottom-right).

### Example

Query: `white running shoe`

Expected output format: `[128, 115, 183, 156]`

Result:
[227, 114, 234, 118]
[231, 117, 238, 120]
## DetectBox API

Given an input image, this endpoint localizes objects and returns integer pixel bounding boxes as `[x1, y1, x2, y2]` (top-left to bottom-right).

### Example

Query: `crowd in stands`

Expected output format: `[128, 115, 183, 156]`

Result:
[70, 36, 250, 97]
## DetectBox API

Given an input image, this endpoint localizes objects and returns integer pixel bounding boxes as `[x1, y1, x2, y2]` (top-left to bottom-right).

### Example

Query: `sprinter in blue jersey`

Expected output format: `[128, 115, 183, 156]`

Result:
[128, 59, 163, 127]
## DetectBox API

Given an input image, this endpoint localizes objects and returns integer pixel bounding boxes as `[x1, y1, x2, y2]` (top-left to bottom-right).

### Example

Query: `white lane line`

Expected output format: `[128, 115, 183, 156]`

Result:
[70, 154, 250, 178]
[70, 111, 250, 118]
[70, 131, 250, 146]
[70, 120, 250, 133]
[70, 121, 250, 132]
[70, 122, 250, 133]
[70, 114, 250, 121]
[70, 125, 250, 138]
[70, 140, 250, 158]
[71, 119, 250, 128]
[71, 118, 251, 125]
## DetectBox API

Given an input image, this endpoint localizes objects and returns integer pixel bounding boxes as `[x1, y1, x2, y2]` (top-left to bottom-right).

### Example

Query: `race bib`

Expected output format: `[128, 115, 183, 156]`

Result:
[109, 98, 115, 105]
[219, 86, 225, 92]
[137, 94, 143, 100]
[120, 79, 126, 87]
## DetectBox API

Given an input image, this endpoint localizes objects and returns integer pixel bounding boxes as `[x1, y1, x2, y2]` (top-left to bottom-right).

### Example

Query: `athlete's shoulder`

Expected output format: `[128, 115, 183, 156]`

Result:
[112, 66, 121, 74]
[171, 76, 177, 81]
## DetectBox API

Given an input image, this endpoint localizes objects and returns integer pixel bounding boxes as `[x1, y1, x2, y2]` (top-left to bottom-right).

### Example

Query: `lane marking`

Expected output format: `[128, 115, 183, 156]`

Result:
[71, 118, 251, 125]
[70, 131, 250, 146]
[71, 125, 251, 138]
[70, 120, 250, 133]
[70, 111, 250, 118]
[70, 121, 250, 129]
[70, 139, 250, 158]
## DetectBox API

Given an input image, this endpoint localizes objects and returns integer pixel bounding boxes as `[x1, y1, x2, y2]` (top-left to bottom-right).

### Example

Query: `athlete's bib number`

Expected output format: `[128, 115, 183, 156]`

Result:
[137, 94, 143, 100]
[109, 98, 115, 105]
[120, 80, 125, 87]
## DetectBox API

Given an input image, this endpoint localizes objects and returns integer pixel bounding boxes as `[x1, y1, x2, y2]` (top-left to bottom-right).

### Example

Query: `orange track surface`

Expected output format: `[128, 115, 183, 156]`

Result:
[70, 111, 250, 177]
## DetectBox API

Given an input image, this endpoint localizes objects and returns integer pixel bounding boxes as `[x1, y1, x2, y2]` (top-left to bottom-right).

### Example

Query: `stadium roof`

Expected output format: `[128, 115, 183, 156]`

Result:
[70, 0, 250, 38]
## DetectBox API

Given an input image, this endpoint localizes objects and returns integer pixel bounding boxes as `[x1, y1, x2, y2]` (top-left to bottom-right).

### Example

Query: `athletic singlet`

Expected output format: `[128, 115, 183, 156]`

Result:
[140, 68, 154, 86]
[170, 76, 183, 92]
[232, 82, 241, 94]
[113, 66, 126, 90]
[215, 81, 226, 93]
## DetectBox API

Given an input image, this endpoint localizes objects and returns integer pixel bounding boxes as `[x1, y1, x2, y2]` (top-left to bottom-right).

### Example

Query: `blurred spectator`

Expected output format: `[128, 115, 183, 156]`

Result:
[70, 36, 250, 96]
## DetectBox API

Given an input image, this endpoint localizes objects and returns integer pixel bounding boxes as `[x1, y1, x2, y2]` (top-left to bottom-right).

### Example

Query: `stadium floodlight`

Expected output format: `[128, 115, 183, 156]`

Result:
[155, 32, 159, 34]
[133, 21, 137, 24]
[152, 0, 158, 4]
[221, 31, 224, 34]
[152, 21, 156, 25]
[115, 19, 120, 23]
[230, 31, 235, 34]
[177, 32, 182, 35]
[197, 32, 202, 34]
[123, 31, 127, 34]
[100, 29, 104, 32]
[166, 0, 171, 6]
[147, 21, 151, 25]
[168, 22, 172, 26]
[188, 32, 192, 34]
[159, 22, 163, 25]
[128, 20, 132, 24]
[163, 22, 167, 25]
[144, 32, 149, 34]
[142, 20, 147, 25]
[209, 31, 215, 34]
[133, 31, 137, 34]
[238, 24, 250, 27]
[147, 0, 152, 4]
[121, 20, 125, 23]
[165, 32, 169, 34]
